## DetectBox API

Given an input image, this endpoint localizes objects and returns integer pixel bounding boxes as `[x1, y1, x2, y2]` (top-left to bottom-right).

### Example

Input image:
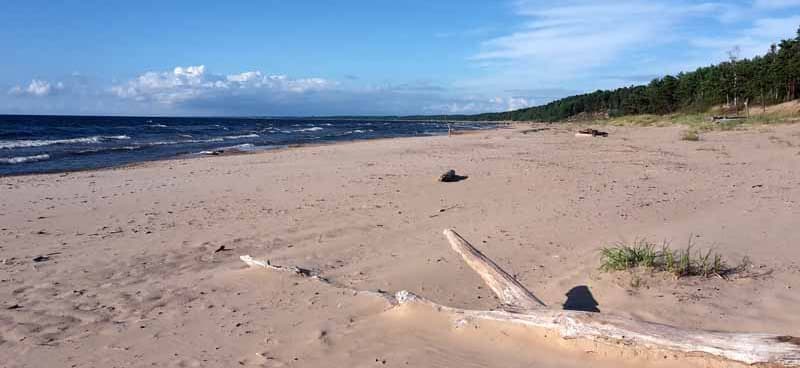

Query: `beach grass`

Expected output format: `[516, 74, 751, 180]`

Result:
[600, 238, 728, 278]
[681, 129, 701, 141]
[601, 110, 798, 134]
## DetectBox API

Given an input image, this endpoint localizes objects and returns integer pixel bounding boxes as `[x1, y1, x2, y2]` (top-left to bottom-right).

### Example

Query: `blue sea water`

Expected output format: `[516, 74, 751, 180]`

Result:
[0, 115, 494, 176]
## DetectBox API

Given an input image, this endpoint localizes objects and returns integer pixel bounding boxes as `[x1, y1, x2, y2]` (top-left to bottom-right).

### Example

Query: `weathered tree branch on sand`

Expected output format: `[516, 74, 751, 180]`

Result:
[240, 255, 319, 278]
[240, 230, 800, 366]
[443, 229, 546, 310]
[437, 229, 800, 366]
[239, 255, 396, 303]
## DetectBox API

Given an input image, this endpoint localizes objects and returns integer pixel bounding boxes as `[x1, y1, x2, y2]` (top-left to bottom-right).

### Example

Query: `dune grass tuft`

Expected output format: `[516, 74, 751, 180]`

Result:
[681, 130, 701, 141]
[600, 237, 728, 278]
[600, 239, 657, 271]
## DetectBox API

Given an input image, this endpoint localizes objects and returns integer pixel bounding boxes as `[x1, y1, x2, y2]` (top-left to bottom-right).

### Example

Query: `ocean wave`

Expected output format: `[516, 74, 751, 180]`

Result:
[73, 146, 142, 155]
[147, 124, 168, 128]
[0, 154, 50, 164]
[148, 137, 225, 146]
[0, 135, 130, 150]
[198, 143, 257, 156]
[294, 127, 323, 132]
[340, 129, 373, 135]
[223, 133, 260, 140]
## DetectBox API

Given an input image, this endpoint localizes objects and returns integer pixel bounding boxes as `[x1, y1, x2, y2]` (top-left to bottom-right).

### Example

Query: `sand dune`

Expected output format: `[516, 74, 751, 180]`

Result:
[1, 123, 799, 367]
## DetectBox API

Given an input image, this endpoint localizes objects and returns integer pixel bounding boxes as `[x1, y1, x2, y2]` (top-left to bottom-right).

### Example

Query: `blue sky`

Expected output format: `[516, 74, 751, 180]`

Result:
[2, 0, 800, 116]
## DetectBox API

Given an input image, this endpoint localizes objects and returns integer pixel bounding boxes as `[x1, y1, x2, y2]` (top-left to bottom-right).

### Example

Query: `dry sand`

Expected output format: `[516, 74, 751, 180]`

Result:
[1, 123, 799, 367]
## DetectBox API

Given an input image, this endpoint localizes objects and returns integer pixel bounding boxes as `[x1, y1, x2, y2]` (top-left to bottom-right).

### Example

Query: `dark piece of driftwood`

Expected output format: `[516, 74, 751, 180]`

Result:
[576, 128, 608, 137]
[713, 116, 746, 123]
[439, 170, 468, 182]
[241, 231, 800, 366]
[521, 127, 550, 134]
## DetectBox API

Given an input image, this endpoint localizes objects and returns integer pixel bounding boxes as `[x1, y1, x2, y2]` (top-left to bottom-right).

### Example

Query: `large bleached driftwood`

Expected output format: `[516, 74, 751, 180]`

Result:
[241, 230, 800, 366]
[443, 229, 546, 310]
[434, 229, 800, 366]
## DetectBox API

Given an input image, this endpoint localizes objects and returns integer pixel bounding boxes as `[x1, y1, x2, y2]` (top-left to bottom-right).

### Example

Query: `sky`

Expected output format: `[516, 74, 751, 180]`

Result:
[2, 0, 800, 116]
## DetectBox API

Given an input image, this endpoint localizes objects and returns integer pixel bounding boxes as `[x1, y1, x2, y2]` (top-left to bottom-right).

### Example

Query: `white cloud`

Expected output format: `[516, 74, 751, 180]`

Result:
[426, 95, 532, 114]
[473, 1, 704, 70]
[754, 0, 800, 9]
[9, 79, 64, 97]
[111, 65, 335, 105]
[461, 0, 800, 96]
[691, 15, 800, 59]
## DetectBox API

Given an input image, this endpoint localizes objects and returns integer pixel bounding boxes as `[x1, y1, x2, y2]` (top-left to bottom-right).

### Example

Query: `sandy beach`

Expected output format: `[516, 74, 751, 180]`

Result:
[2, 123, 799, 367]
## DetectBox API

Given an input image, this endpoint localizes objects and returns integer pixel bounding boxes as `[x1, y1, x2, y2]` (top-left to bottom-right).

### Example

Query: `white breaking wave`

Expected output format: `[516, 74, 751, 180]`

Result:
[148, 137, 225, 146]
[0, 154, 50, 164]
[341, 129, 373, 135]
[223, 133, 260, 139]
[294, 127, 323, 132]
[0, 135, 130, 150]
[229, 143, 256, 151]
[198, 143, 257, 155]
[148, 124, 168, 128]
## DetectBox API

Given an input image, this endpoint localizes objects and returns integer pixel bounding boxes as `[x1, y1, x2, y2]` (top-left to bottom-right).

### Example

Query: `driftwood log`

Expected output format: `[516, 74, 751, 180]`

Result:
[241, 229, 800, 366]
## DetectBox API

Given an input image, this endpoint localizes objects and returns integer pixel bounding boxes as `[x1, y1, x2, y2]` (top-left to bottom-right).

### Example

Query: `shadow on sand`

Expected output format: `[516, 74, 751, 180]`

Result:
[562, 285, 600, 313]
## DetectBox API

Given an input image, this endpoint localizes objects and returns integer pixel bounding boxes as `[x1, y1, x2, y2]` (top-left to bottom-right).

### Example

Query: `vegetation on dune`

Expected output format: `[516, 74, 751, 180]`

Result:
[681, 129, 701, 141]
[423, 27, 800, 123]
[600, 238, 736, 278]
[336, 29, 800, 126]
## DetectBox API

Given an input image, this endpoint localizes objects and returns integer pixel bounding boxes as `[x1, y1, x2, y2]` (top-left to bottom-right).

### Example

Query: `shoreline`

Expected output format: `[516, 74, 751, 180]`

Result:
[2, 123, 799, 367]
[0, 124, 507, 178]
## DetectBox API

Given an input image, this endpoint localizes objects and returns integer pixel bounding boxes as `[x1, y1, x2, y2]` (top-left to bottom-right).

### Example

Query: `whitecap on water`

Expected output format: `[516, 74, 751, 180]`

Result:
[198, 143, 258, 156]
[0, 135, 130, 150]
[223, 133, 260, 140]
[294, 127, 323, 132]
[0, 154, 50, 164]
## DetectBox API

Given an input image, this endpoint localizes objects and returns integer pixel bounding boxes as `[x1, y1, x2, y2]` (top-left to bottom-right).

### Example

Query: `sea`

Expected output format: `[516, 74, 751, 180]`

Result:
[0, 115, 495, 176]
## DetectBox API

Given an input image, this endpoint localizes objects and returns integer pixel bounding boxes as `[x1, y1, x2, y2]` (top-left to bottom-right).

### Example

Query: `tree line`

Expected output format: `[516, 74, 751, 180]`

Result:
[434, 27, 800, 122]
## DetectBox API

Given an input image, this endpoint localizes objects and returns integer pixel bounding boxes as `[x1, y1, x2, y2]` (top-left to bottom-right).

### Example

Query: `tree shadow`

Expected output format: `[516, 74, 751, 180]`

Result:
[562, 285, 600, 313]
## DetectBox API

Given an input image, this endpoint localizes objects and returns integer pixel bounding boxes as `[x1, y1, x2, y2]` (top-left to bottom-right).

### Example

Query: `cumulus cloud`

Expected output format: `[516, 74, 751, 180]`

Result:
[9, 79, 64, 97]
[111, 65, 335, 105]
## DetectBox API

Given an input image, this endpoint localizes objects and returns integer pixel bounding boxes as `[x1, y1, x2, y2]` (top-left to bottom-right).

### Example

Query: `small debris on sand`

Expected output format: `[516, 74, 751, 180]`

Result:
[214, 245, 232, 253]
[521, 127, 550, 134]
[439, 170, 468, 182]
[575, 128, 608, 137]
